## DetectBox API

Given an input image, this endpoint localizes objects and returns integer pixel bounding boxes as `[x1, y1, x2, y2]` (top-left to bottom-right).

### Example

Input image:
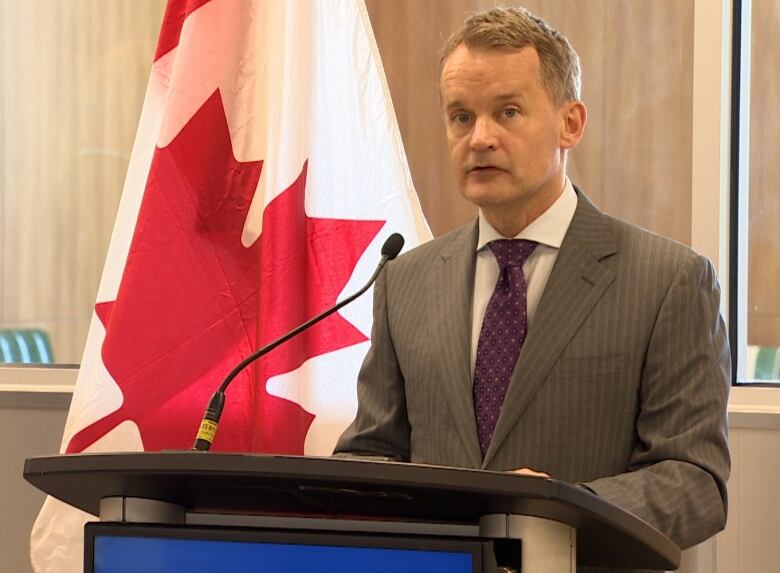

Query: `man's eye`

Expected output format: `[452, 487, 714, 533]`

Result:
[504, 108, 519, 118]
[454, 113, 470, 124]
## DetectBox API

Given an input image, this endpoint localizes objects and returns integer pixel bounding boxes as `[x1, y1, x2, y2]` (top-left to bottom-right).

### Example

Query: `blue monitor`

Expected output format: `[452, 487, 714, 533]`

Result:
[85, 523, 484, 573]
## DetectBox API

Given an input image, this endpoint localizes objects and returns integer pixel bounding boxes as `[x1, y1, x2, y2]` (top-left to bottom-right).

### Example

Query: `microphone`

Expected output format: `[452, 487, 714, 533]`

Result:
[192, 232, 405, 451]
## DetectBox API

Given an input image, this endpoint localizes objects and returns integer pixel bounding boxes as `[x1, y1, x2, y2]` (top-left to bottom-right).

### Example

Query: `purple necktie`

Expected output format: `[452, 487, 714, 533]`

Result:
[473, 239, 538, 457]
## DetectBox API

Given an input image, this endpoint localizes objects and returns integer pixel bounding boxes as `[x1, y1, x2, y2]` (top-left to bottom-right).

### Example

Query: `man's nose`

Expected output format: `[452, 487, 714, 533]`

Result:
[469, 116, 499, 151]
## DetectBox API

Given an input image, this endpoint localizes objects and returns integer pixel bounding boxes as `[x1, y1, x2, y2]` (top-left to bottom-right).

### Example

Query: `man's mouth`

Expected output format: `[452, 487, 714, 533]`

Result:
[468, 165, 503, 174]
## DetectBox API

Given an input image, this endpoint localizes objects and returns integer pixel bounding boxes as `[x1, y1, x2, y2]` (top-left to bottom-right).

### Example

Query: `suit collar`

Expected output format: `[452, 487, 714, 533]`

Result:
[483, 188, 618, 467]
[565, 187, 619, 262]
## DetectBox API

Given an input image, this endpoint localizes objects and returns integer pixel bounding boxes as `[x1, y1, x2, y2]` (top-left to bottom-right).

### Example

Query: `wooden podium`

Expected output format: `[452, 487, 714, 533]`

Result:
[24, 452, 680, 572]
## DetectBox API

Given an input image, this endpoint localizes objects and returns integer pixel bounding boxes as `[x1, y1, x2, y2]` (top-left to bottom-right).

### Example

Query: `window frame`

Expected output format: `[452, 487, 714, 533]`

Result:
[728, 0, 780, 388]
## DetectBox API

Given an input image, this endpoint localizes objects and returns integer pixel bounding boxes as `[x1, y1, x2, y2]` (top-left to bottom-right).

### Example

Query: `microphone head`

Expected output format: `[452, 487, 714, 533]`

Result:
[381, 233, 405, 260]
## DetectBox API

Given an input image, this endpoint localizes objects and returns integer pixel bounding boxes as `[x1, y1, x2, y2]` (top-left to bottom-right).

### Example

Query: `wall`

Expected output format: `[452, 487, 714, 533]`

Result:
[0, 1, 164, 364]
[0, 385, 70, 573]
[714, 421, 780, 571]
[364, 0, 694, 245]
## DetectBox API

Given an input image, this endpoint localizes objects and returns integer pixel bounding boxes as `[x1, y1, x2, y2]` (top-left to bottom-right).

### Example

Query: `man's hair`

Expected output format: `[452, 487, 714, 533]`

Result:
[439, 6, 582, 105]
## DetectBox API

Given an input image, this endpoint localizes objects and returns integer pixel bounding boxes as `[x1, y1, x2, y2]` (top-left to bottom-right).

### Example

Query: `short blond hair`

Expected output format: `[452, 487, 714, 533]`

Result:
[440, 6, 582, 105]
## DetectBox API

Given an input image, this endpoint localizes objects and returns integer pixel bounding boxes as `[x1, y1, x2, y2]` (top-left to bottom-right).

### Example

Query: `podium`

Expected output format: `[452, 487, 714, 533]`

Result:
[24, 452, 680, 572]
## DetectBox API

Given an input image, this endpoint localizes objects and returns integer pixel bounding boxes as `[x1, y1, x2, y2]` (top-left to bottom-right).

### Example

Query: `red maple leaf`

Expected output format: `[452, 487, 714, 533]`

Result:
[67, 90, 383, 454]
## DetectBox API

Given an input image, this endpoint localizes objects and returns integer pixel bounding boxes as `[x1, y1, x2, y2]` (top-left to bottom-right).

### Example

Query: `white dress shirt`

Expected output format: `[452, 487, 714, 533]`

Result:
[470, 179, 578, 375]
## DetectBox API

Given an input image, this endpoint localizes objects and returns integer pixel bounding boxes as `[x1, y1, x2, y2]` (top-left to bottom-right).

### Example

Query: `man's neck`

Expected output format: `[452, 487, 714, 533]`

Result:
[482, 181, 566, 238]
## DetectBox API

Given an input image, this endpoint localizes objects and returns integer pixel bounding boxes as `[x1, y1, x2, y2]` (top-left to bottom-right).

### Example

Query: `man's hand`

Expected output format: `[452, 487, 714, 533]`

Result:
[509, 467, 550, 478]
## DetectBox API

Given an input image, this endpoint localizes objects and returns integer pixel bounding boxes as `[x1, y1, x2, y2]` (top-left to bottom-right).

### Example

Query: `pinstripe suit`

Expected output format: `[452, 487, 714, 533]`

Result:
[335, 190, 730, 570]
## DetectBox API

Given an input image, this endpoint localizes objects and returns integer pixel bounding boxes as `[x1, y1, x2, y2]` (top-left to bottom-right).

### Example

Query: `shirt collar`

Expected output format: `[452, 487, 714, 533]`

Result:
[477, 178, 578, 251]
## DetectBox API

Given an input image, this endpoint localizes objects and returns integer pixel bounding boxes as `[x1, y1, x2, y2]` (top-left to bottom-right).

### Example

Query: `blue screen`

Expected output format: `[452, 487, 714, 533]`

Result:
[93, 535, 473, 573]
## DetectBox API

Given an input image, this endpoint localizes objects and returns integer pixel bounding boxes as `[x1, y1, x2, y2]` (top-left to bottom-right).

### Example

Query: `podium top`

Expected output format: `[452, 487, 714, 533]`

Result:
[24, 452, 679, 570]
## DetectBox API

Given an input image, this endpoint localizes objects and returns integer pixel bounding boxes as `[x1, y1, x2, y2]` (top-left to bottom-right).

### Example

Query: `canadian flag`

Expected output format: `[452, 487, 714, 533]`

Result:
[30, 0, 430, 570]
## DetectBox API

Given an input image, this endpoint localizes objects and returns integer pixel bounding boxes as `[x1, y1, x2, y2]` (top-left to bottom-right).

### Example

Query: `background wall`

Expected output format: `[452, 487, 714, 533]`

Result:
[0, 386, 70, 573]
[0, 1, 165, 364]
[715, 420, 780, 571]
[364, 0, 694, 245]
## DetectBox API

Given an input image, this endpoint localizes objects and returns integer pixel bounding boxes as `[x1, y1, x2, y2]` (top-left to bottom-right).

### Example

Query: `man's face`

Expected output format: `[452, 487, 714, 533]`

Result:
[440, 45, 570, 218]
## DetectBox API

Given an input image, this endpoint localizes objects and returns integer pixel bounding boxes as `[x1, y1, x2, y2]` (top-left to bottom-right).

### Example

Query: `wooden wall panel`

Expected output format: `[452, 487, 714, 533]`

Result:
[748, 0, 780, 347]
[364, 0, 694, 245]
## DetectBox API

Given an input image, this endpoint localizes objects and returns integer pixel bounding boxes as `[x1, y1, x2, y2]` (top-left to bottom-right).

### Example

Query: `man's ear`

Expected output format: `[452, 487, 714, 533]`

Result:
[560, 101, 587, 150]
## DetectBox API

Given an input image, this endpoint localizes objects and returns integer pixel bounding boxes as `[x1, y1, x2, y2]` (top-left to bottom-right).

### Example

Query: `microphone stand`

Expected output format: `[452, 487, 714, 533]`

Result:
[192, 233, 404, 451]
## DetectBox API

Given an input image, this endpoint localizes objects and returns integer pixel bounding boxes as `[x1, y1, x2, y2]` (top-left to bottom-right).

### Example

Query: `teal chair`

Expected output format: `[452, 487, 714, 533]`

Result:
[753, 346, 780, 381]
[0, 328, 55, 364]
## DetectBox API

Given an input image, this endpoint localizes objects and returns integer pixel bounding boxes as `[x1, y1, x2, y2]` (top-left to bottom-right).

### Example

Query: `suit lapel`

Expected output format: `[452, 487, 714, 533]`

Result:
[483, 192, 618, 467]
[429, 222, 483, 467]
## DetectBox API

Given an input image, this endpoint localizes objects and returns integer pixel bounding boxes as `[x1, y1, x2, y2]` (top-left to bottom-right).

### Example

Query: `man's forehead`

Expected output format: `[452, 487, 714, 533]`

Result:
[442, 43, 539, 70]
[440, 45, 540, 102]
[442, 45, 539, 82]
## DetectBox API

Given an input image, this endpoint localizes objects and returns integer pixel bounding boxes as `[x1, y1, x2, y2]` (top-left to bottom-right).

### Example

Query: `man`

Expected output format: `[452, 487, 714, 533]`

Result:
[334, 5, 730, 565]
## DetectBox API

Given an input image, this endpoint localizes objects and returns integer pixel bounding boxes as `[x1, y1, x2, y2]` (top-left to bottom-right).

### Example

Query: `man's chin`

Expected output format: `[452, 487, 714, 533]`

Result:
[459, 185, 513, 208]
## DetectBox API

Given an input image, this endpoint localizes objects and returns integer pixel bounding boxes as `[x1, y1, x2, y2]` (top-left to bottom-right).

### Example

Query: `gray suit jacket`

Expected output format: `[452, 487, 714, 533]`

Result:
[335, 191, 730, 571]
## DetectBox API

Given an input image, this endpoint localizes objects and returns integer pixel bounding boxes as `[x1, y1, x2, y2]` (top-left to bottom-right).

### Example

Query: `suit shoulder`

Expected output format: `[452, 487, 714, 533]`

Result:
[390, 222, 475, 269]
[380, 222, 475, 295]
[604, 213, 709, 269]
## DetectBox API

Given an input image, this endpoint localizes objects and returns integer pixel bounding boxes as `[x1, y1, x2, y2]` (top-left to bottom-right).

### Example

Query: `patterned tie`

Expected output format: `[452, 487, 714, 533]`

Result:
[473, 239, 538, 457]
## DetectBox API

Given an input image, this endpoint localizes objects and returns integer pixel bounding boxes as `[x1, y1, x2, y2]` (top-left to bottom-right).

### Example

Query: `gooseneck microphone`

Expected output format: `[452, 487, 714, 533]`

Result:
[192, 232, 405, 451]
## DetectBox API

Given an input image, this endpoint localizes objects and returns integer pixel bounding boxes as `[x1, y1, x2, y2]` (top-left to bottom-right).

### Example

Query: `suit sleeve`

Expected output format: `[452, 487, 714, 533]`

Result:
[583, 254, 731, 549]
[333, 263, 411, 461]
